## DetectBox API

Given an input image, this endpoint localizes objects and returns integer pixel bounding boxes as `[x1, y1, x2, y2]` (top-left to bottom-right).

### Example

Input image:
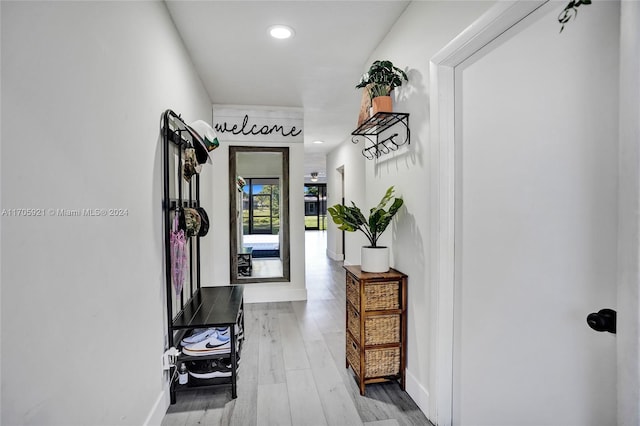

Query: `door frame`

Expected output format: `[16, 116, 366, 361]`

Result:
[616, 2, 640, 424]
[304, 183, 327, 231]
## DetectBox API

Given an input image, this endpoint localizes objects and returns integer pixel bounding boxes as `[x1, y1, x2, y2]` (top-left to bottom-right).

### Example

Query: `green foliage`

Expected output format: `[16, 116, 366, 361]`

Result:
[304, 215, 327, 230]
[356, 60, 408, 100]
[558, 0, 591, 33]
[256, 183, 280, 214]
[305, 186, 319, 196]
[328, 186, 404, 247]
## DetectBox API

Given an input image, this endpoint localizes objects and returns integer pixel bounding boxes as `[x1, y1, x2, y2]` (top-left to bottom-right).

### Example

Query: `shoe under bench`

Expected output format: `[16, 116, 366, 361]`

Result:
[169, 285, 244, 403]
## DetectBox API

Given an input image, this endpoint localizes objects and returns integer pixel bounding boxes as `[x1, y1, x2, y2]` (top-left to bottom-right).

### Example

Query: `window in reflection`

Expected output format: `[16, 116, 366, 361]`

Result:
[304, 184, 327, 230]
[241, 178, 281, 267]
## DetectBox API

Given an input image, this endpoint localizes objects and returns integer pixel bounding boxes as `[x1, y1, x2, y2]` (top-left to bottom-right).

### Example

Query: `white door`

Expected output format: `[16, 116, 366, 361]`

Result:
[453, 2, 620, 425]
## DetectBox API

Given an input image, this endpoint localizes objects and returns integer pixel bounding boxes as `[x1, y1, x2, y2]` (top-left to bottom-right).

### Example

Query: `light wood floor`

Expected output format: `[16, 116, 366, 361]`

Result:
[250, 258, 283, 279]
[162, 231, 432, 426]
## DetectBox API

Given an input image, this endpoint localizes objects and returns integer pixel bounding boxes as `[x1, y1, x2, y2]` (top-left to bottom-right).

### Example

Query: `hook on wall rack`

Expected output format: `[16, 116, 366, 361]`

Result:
[351, 112, 410, 160]
[169, 199, 199, 210]
[164, 109, 202, 149]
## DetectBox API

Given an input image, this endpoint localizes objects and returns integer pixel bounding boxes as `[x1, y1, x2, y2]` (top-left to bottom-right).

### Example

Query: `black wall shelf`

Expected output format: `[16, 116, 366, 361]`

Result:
[351, 112, 410, 160]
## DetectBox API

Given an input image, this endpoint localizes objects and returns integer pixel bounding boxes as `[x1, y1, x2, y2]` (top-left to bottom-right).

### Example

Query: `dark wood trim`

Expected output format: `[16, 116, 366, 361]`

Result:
[229, 146, 290, 284]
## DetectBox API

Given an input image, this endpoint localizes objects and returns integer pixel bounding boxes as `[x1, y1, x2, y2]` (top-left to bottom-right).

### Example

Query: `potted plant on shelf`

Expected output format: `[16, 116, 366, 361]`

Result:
[328, 186, 404, 273]
[356, 60, 408, 117]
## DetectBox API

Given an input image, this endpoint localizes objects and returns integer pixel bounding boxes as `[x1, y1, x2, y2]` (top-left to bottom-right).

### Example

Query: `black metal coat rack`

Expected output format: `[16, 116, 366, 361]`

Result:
[161, 109, 244, 403]
[162, 109, 201, 322]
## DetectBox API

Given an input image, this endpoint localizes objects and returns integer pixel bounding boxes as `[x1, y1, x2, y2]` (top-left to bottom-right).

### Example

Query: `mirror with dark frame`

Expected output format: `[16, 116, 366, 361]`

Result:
[229, 146, 290, 284]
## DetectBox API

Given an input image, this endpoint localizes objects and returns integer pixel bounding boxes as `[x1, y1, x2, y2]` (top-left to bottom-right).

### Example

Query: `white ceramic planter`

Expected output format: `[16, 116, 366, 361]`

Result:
[361, 246, 390, 273]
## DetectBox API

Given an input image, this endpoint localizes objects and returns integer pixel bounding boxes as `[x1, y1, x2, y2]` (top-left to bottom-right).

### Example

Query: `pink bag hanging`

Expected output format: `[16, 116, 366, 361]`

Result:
[170, 212, 187, 296]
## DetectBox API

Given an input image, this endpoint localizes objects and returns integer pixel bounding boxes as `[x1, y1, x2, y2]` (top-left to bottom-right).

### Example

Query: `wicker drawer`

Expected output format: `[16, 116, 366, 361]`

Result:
[347, 333, 400, 379]
[364, 280, 400, 310]
[346, 273, 400, 311]
[347, 304, 400, 346]
[346, 273, 360, 308]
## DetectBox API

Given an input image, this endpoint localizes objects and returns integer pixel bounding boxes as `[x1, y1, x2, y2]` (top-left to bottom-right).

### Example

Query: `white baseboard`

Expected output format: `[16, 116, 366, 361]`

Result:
[143, 387, 170, 426]
[243, 286, 307, 303]
[405, 368, 433, 424]
[326, 249, 344, 261]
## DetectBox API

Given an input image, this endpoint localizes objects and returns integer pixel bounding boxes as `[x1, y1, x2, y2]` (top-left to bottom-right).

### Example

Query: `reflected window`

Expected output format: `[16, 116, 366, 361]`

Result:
[304, 184, 327, 230]
[242, 178, 280, 258]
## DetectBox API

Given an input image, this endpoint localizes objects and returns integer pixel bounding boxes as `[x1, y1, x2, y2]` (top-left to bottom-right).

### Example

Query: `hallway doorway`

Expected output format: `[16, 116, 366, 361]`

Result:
[304, 184, 327, 230]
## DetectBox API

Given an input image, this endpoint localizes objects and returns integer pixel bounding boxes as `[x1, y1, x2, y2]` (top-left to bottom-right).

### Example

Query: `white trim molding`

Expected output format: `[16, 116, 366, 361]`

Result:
[405, 367, 431, 417]
[617, 2, 640, 424]
[326, 249, 344, 262]
[143, 388, 170, 426]
[427, 2, 548, 425]
[243, 286, 308, 304]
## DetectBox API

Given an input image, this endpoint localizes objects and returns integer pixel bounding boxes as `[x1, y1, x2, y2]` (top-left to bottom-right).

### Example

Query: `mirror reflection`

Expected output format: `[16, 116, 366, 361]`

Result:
[229, 146, 290, 283]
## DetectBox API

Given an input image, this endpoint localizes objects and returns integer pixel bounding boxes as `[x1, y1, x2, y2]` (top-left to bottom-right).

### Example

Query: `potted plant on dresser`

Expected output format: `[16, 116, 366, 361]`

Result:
[328, 186, 403, 273]
[356, 60, 408, 117]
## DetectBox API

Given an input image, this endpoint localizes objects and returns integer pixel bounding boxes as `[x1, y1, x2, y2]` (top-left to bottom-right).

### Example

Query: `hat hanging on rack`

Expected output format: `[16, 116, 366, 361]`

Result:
[187, 120, 220, 166]
[185, 124, 211, 165]
[190, 120, 220, 152]
[196, 207, 209, 237]
[183, 147, 202, 182]
[237, 176, 246, 193]
[181, 207, 202, 237]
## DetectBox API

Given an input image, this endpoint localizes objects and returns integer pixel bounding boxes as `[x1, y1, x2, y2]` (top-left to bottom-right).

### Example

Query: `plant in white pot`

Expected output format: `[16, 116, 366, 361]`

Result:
[356, 60, 408, 116]
[328, 186, 403, 273]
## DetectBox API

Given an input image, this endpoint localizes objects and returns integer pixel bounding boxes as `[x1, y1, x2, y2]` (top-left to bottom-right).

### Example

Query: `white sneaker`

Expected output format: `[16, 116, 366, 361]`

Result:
[182, 333, 231, 356]
[215, 327, 230, 339]
[189, 369, 232, 379]
[181, 328, 217, 346]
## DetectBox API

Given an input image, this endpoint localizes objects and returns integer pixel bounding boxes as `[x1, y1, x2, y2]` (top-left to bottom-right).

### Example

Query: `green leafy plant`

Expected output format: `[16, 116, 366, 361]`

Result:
[558, 0, 591, 33]
[356, 60, 408, 100]
[328, 186, 404, 248]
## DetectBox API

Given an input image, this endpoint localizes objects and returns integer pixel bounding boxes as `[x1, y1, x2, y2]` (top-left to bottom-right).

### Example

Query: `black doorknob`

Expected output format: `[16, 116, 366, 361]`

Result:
[586, 308, 616, 334]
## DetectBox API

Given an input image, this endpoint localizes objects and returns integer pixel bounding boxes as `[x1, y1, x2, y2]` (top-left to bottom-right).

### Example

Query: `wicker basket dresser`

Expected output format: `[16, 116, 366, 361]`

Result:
[344, 265, 407, 395]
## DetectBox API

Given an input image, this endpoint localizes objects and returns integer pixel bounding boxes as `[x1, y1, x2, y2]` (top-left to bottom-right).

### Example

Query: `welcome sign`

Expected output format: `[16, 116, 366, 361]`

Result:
[212, 105, 304, 143]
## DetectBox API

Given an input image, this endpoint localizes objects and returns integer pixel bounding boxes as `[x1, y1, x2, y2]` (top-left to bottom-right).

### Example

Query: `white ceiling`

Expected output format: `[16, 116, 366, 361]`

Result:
[165, 0, 410, 182]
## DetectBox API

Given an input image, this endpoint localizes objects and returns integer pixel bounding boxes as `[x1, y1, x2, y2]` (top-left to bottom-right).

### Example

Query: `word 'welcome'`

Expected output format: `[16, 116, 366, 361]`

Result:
[214, 114, 302, 138]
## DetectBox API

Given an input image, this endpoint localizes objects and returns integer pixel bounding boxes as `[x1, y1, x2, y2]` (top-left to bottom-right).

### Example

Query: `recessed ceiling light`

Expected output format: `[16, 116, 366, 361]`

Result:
[313, 140, 324, 144]
[269, 25, 295, 40]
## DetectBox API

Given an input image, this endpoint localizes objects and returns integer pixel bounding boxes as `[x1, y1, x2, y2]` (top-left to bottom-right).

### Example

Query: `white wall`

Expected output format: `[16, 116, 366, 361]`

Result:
[327, 1, 494, 420]
[1, 2, 212, 425]
[237, 152, 283, 177]
[326, 137, 367, 264]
